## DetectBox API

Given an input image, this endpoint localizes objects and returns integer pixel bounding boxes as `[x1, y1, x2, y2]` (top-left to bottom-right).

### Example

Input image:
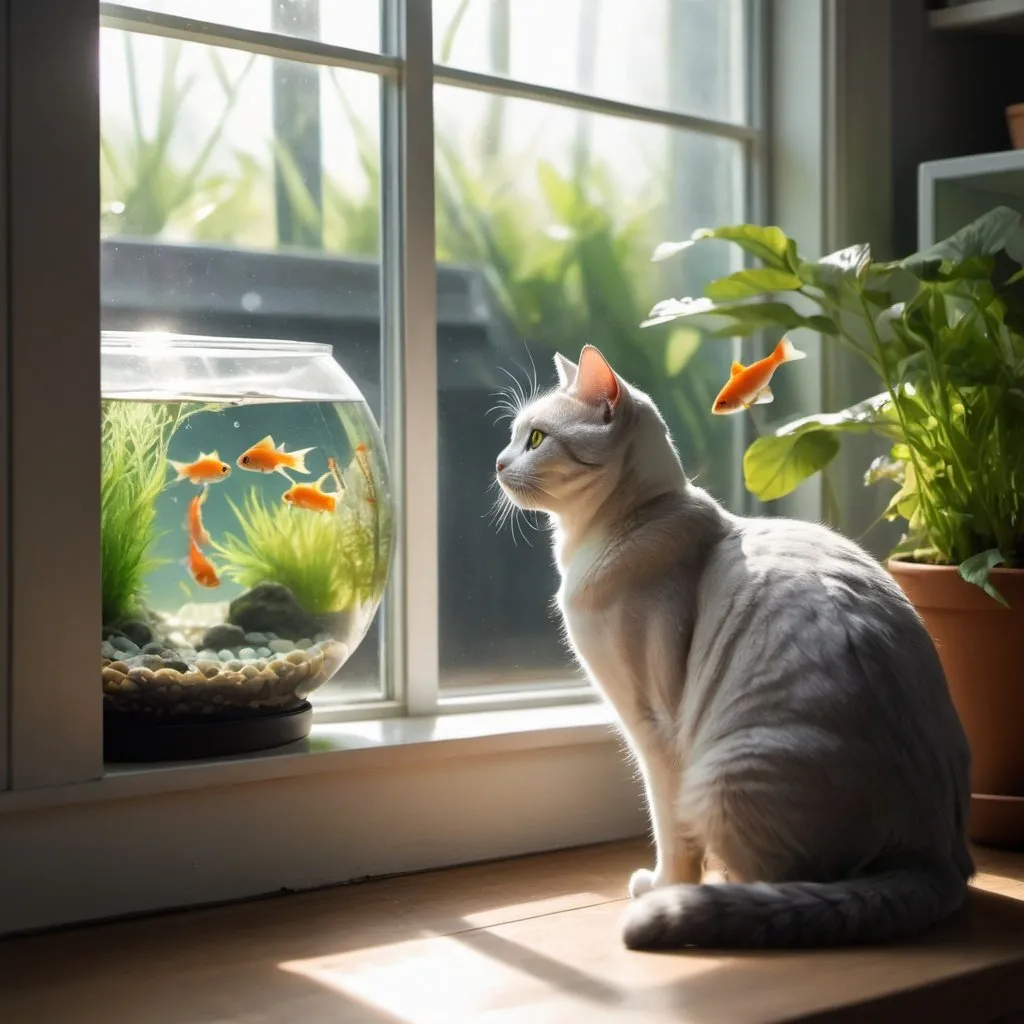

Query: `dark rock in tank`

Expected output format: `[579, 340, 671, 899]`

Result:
[201, 623, 247, 651]
[116, 619, 154, 648]
[228, 583, 320, 641]
[108, 634, 141, 656]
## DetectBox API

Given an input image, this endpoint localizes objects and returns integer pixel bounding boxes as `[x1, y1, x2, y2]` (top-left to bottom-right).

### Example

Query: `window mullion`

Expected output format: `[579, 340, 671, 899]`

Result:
[8, 0, 102, 788]
[381, 0, 439, 715]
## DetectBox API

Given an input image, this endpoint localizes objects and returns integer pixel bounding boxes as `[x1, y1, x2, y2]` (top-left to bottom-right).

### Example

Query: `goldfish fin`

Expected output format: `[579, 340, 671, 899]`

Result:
[752, 386, 774, 405]
[314, 471, 332, 488]
[729, 360, 745, 377]
[776, 337, 807, 363]
[168, 459, 189, 481]
[253, 435, 276, 451]
[289, 446, 315, 474]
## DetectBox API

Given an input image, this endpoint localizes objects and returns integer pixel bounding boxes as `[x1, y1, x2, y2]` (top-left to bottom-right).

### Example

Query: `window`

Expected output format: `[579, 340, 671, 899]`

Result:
[3, 0, 811, 934]
[97, 0, 763, 723]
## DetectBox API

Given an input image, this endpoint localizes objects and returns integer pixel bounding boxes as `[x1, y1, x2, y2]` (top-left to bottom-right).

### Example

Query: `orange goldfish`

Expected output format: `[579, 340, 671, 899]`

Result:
[237, 435, 314, 477]
[711, 337, 806, 415]
[186, 485, 212, 547]
[183, 537, 220, 589]
[282, 472, 340, 514]
[168, 450, 232, 484]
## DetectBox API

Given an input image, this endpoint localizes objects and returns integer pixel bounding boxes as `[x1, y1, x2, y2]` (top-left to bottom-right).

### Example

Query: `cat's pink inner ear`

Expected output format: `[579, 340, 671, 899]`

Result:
[573, 345, 621, 409]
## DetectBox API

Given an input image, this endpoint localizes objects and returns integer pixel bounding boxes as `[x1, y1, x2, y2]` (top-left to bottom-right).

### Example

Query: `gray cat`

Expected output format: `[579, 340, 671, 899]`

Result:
[494, 344, 973, 949]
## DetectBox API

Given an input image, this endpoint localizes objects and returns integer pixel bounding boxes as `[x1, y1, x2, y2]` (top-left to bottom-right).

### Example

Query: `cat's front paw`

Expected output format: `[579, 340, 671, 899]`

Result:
[628, 868, 660, 899]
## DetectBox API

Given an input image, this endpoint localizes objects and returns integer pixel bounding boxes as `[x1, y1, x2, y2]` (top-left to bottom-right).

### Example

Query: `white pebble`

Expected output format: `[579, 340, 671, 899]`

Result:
[238, 647, 257, 661]
[217, 649, 234, 661]
[268, 639, 296, 653]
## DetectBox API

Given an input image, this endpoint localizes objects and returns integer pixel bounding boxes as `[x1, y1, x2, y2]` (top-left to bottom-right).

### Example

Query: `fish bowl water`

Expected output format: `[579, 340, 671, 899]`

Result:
[100, 333, 394, 757]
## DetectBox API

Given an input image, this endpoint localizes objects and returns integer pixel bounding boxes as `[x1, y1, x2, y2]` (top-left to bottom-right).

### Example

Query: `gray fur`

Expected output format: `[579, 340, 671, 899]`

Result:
[495, 346, 973, 951]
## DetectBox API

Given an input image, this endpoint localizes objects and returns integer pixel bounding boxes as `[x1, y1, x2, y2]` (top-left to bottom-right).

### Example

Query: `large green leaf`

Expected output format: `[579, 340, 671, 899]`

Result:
[742, 393, 898, 502]
[744, 429, 841, 502]
[904, 206, 1022, 270]
[958, 547, 1009, 607]
[705, 267, 803, 302]
[691, 224, 796, 270]
[651, 223, 796, 270]
[642, 297, 828, 336]
[799, 243, 872, 289]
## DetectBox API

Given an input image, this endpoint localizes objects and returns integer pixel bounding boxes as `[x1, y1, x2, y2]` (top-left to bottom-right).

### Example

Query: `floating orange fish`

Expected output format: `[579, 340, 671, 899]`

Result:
[168, 450, 232, 484]
[237, 435, 314, 477]
[282, 472, 340, 514]
[186, 485, 212, 548]
[711, 337, 806, 415]
[183, 537, 220, 589]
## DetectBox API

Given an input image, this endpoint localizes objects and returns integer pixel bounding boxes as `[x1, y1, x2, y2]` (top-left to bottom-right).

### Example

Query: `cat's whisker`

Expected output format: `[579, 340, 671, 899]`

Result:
[512, 350, 540, 407]
[509, 506, 534, 548]
[486, 399, 518, 424]
[498, 365, 528, 413]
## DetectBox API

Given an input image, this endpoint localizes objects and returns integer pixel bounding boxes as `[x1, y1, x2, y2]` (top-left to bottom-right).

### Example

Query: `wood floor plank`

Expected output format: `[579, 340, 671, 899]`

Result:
[2, 839, 1024, 1024]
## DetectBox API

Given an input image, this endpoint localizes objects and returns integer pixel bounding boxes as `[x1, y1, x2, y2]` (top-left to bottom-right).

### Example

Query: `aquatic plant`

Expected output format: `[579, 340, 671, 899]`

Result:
[214, 456, 390, 616]
[101, 401, 184, 624]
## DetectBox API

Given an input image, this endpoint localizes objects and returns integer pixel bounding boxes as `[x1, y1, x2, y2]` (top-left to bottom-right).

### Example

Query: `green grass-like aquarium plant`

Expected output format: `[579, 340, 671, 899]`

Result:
[101, 400, 185, 624]
[214, 465, 389, 618]
[644, 206, 1024, 604]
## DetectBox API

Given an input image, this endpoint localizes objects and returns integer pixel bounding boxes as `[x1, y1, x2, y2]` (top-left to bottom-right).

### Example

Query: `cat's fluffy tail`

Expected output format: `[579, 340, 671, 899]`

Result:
[621, 863, 967, 950]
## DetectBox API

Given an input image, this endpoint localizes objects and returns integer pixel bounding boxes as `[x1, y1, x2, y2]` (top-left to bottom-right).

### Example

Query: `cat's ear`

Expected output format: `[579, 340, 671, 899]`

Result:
[573, 345, 621, 415]
[553, 352, 578, 389]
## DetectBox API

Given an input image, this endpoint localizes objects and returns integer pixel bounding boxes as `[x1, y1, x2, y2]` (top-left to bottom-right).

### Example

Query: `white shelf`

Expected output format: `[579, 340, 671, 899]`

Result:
[918, 149, 1024, 248]
[929, 0, 1024, 34]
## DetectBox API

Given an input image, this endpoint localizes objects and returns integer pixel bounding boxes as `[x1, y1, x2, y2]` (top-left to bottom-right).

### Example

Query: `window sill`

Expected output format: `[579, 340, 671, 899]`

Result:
[0, 701, 619, 814]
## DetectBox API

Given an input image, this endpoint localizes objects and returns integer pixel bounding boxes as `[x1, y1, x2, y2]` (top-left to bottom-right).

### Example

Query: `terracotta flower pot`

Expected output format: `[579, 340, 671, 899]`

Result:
[888, 560, 1024, 848]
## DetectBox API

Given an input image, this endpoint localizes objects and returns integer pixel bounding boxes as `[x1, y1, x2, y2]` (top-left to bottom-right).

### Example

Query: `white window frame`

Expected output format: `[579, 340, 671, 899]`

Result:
[0, 0, 883, 936]
[93, 0, 768, 728]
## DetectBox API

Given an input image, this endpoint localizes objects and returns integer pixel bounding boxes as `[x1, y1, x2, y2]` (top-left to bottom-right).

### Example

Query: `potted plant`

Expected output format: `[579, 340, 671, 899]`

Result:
[644, 206, 1024, 846]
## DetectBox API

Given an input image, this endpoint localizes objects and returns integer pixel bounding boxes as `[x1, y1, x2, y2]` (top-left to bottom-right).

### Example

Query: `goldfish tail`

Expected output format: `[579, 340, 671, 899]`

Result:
[289, 446, 315, 474]
[776, 337, 807, 363]
[168, 459, 189, 481]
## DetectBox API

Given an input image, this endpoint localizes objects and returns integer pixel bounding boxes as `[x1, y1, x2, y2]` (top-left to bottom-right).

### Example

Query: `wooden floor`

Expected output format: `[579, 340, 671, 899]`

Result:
[3, 840, 1024, 1023]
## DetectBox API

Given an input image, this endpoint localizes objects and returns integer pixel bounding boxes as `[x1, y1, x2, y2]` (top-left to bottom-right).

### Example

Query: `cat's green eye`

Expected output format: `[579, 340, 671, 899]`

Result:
[527, 428, 545, 450]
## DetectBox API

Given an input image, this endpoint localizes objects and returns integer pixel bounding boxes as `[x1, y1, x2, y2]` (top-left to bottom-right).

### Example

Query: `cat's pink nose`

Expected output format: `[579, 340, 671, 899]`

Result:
[496, 460, 505, 473]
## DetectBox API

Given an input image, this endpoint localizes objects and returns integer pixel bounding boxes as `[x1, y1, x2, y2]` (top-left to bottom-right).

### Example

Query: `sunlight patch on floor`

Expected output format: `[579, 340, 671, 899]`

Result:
[280, 934, 535, 1024]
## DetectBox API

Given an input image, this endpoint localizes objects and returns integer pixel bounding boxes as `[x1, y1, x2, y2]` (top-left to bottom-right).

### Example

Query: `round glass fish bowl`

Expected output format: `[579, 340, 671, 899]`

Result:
[100, 332, 394, 761]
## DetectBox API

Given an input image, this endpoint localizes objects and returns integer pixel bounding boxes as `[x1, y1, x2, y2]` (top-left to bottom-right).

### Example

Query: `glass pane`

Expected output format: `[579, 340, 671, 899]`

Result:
[125, 0, 381, 53]
[100, 28, 386, 710]
[435, 85, 744, 691]
[433, 0, 748, 124]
